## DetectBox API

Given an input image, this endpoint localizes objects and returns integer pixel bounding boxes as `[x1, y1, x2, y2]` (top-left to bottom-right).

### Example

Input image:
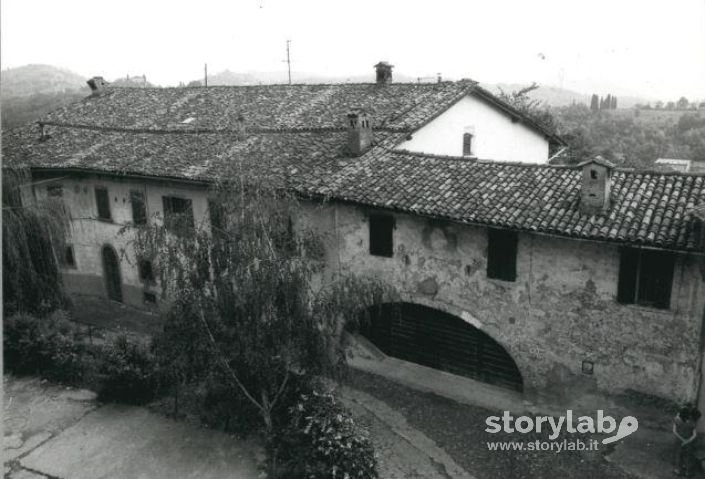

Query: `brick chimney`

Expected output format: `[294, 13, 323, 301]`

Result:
[578, 156, 615, 215]
[347, 110, 373, 156]
[87, 76, 109, 95]
[374, 62, 393, 85]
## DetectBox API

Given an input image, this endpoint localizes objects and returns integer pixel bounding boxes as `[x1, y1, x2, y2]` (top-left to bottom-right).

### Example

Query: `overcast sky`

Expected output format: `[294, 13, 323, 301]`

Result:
[2, 0, 704, 100]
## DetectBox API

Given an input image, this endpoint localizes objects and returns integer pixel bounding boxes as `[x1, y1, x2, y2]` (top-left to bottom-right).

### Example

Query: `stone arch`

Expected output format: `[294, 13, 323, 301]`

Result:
[360, 300, 524, 392]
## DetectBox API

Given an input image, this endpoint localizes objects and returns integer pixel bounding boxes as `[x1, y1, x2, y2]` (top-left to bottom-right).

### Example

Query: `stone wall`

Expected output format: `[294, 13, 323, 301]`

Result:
[301, 202, 705, 404]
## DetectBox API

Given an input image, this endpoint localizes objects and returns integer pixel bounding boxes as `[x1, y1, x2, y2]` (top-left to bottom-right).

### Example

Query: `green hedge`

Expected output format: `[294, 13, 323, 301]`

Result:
[275, 390, 378, 479]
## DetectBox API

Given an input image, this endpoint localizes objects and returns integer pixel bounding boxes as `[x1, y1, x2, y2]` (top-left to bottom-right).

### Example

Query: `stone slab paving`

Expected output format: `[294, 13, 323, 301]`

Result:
[20, 405, 264, 479]
[3, 376, 264, 479]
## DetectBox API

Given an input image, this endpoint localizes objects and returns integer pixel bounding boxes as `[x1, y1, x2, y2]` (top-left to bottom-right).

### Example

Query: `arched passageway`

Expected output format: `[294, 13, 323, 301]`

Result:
[361, 303, 523, 392]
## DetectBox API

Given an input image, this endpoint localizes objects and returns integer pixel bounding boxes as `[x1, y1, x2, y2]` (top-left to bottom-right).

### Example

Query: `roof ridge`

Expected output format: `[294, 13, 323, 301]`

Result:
[106, 81, 469, 91]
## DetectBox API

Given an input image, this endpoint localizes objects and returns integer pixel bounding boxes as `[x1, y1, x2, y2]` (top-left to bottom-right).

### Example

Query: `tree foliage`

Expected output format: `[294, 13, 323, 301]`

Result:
[553, 105, 705, 165]
[3, 169, 69, 315]
[128, 156, 395, 441]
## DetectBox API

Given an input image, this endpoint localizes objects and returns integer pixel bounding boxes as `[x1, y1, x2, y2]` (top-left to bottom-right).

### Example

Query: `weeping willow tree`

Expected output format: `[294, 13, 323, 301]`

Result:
[3, 169, 69, 315]
[130, 155, 395, 444]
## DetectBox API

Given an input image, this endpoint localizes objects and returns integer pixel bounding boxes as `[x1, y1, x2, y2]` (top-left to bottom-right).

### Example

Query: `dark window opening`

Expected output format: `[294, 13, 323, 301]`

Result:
[95, 187, 112, 221]
[369, 214, 394, 257]
[143, 291, 157, 304]
[486, 228, 518, 281]
[47, 184, 63, 198]
[617, 247, 675, 309]
[162, 196, 194, 231]
[62, 245, 76, 268]
[138, 259, 156, 284]
[462, 133, 473, 156]
[208, 199, 226, 233]
[130, 190, 147, 225]
[590, 170, 598, 179]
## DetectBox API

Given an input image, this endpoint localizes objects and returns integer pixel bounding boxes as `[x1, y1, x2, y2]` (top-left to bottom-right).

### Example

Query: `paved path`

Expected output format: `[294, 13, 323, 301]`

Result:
[3, 376, 264, 479]
[340, 386, 476, 479]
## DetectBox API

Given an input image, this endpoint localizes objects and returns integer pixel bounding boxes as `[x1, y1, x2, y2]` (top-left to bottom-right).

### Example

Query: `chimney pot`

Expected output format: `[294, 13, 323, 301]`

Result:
[87, 76, 109, 95]
[374, 61, 393, 85]
[346, 110, 373, 156]
[578, 156, 615, 215]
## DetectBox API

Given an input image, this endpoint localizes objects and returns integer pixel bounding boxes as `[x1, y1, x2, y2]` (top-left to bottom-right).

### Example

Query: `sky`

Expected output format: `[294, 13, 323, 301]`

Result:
[2, 0, 704, 101]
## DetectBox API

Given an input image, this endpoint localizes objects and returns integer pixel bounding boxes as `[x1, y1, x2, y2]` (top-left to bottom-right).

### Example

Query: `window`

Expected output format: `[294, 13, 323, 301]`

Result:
[208, 199, 225, 232]
[130, 190, 147, 225]
[47, 184, 63, 198]
[162, 196, 194, 231]
[486, 228, 518, 281]
[143, 291, 157, 304]
[462, 133, 473, 156]
[369, 214, 394, 257]
[62, 245, 76, 268]
[617, 248, 675, 309]
[95, 187, 112, 221]
[138, 259, 155, 284]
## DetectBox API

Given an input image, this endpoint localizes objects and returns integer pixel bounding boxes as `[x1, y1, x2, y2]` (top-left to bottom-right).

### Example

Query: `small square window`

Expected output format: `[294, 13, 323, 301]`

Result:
[138, 259, 156, 283]
[369, 214, 394, 257]
[62, 245, 76, 268]
[143, 291, 157, 304]
[47, 184, 63, 198]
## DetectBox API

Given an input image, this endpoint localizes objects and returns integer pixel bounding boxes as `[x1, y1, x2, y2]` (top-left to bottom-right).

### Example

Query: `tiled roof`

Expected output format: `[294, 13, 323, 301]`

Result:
[3, 124, 393, 192]
[321, 149, 705, 252]
[40, 82, 476, 133]
[2, 82, 702, 252]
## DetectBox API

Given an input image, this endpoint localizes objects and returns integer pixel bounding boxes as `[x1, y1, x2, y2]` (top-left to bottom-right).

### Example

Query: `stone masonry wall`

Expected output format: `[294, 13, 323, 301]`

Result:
[300, 202, 705, 404]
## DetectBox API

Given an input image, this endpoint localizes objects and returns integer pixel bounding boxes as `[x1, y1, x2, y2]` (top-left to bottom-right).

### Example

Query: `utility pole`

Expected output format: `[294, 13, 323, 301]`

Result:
[204, 63, 208, 88]
[286, 40, 291, 85]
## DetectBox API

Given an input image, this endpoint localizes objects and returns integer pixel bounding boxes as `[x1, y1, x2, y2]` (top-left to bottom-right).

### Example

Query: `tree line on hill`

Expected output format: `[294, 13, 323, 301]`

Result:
[635, 97, 705, 111]
[590, 93, 617, 111]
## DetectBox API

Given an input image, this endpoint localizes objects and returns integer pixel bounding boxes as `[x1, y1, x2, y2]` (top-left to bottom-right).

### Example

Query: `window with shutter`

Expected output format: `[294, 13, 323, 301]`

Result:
[95, 187, 111, 221]
[369, 214, 394, 257]
[162, 196, 194, 231]
[487, 228, 518, 281]
[617, 247, 675, 309]
[130, 190, 147, 225]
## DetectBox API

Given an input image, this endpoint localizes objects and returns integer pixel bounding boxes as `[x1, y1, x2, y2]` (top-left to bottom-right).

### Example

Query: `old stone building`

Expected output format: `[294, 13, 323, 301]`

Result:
[4, 62, 705, 412]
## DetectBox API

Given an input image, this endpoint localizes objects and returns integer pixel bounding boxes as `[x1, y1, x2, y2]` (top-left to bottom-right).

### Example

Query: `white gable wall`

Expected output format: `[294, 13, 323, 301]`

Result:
[396, 95, 550, 164]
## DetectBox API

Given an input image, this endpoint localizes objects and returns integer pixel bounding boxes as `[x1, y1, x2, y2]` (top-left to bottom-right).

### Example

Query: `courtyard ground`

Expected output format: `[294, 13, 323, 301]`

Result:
[3, 376, 264, 479]
[9, 295, 700, 479]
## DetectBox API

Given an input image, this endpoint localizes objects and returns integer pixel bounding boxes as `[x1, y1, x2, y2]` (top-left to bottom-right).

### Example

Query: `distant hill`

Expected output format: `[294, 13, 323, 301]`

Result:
[1, 64, 88, 98]
[485, 83, 649, 109]
[1, 65, 90, 129]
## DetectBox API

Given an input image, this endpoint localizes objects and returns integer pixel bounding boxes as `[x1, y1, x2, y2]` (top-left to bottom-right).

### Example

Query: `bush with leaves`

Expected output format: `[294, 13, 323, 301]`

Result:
[98, 335, 157, 404]
[4, 310, 88, 383]
[274, 389, 377, 479]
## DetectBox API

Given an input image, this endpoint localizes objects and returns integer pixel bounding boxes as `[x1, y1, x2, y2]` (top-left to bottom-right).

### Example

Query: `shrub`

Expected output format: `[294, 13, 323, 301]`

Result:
[275, 390, 378, 479]
[98, 335, 157, 404]
[4, 310, 87, 383]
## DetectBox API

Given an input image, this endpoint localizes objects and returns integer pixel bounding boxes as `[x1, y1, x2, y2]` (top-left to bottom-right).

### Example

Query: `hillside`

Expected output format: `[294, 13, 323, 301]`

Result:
[1, 64, 88, 98]
[1, 65, 90, 129]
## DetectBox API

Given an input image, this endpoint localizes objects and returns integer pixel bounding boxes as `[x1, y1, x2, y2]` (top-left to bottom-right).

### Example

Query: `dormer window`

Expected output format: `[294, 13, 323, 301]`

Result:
[463, 133, 473, 156]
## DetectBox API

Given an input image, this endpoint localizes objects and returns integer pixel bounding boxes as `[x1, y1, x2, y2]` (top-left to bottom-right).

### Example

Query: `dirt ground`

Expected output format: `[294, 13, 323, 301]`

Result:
[346, 369, 700, 479]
